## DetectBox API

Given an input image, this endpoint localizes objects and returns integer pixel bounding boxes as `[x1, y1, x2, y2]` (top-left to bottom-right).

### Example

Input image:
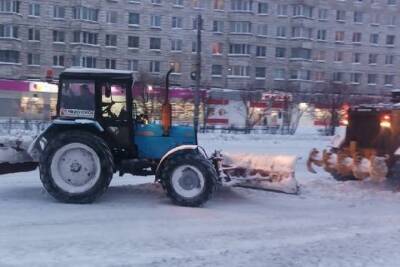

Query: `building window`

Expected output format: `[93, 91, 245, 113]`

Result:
[72, 6, 98, 21]
[128, 60, 138, 71]
[334, 51, 344, 62]
[353, 11, 363, 23]
[370, 33, 379, 44]
[315, 71, 325, 81]
[149, 60, 160, 73]
[172, 16, 183, 29]
[384, 16, 396, 27]
[171, 39, 183, 51]
[367, 74, 377, 85]
[385, 55, 394, 65]
[275, 47, 286, 58]
[317, 29, 327, 41]
[213, 21, 224, 32]
[128, 36, 139, 48]
[149, 37, 161, 50]
[229, 43, 251, 55]
[192, 0, 205, 9]
[0, 50, 19, 63]
[370, 13, 380, 25]
[213, 0, 224, 10]
[336, 10, 345, 21]
[257, 24, 268, 36]
[350, 73, 362, 84]
[106, 11, 118, 23]
[192, 41, 198, 53]
[27, 53, 40, 66]
[230, 0, 252, 12]
[0, 0, 20, 13]
[384, 75, 394, 85]
[73, 31, 98, 45]
[335, 31, 345, 42]
[314, 51, 326, 61]
[293, 5, 313, 18]
[53, 30, 65, 42]
[290, 70, 311, 80]
[369, 54, 378, 64]
[28, 28, 40, 41]
[386, 35, 395, 46]
[174, 0, 183, 6]
[291, 48, 311, 60]
[353, 53, 361, 63]
[53, 6, 65, 19]
[212, 42, 223, 55]
[150, 15, 161, 28]
[105, 34, 117, 46]
[274, 68, 286, 80]
[352, 32, 362, 43]
[0, 24, 18, 39]
[228, 65, 250, 77]
[29, 3, 40, 16]
[258, 2, 268, 14]
[229, 21, 251, 34]
[211, 65, 222, 76]
[318, 9, 328, 20]
[277, 4, 288, 16]
[291, 26, 312, 39]
[105, 59, 117, 69]
[387, 0, 396, 5]
[151, 0, 161, 4]
[128, 13, 140, 25]
[72, 56, 96, 68]
[256, 46, 266, 57]
[333, 72, 343, 82]
[276, 26, 286, 38]
[255, 67, 266, 78]
[53, 55, 64, 67]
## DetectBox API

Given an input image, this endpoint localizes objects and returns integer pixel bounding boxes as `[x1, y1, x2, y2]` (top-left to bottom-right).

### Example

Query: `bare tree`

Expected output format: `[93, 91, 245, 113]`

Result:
[240, 90, 265, 133]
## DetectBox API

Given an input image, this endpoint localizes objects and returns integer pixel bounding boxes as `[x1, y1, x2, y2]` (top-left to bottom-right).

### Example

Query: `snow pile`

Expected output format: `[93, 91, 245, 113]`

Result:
[222, 153, 298, 194]
[0, 135, 34, 164]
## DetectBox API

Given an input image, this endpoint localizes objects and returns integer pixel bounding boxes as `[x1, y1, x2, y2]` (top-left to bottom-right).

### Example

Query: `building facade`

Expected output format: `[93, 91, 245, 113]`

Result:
[0, 0, 399, 98]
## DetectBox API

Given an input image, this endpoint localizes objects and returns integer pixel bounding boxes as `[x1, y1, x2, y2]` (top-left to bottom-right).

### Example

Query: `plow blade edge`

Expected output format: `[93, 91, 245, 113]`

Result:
[220, 153, 298, 194]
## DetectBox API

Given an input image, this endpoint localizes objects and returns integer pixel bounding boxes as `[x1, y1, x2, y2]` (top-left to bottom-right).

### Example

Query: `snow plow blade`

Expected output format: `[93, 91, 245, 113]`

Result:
[0, 136, 37, 175]
[217, 153, 298, 194]
[0, 162, 38, 175]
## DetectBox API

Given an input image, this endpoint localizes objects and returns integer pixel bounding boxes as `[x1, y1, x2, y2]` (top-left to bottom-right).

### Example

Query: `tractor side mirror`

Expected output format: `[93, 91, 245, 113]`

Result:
[105, 85, 112, 98]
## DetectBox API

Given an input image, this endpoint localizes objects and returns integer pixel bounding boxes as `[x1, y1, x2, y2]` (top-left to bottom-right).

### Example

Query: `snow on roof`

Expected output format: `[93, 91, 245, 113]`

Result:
[63, 68, 134, 75]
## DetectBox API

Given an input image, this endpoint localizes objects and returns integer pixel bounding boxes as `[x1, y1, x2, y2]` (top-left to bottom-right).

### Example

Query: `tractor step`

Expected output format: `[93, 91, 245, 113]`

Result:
[119, 159, 156, 176]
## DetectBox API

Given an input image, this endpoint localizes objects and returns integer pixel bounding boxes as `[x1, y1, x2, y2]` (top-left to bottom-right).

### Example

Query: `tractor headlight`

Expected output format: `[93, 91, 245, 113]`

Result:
[380, 114, 391, 128]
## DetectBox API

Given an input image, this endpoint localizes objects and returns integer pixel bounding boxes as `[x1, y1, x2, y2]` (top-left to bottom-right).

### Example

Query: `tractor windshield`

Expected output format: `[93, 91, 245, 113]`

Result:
[59, 80, 95, 118]
[346, 111, 380, 148]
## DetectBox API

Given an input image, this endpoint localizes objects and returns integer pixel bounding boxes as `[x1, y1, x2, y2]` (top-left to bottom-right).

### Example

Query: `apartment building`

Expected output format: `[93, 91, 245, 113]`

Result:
[0, 0, 399, 98]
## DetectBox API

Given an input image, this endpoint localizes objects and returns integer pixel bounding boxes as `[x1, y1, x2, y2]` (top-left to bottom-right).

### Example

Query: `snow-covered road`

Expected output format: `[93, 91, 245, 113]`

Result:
[1, 133, 400, 267]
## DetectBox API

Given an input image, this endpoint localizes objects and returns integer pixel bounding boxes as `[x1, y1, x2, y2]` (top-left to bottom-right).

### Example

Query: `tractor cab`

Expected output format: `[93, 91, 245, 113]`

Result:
[55, 68, 196, 162]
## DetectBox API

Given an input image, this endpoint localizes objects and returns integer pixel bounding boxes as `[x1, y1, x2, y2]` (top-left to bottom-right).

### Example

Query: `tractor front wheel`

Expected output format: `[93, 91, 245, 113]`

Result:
[39, 131, 114, 203]
[160, 152, 217, 207]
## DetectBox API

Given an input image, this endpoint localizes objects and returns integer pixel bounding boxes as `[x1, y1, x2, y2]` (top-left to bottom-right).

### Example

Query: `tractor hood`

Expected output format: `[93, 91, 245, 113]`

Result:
[134, 124, 196, 159]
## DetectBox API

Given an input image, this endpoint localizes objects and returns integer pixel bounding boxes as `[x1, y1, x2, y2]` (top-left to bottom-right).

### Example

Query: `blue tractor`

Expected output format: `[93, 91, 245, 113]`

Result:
[28, 68, 218, 206]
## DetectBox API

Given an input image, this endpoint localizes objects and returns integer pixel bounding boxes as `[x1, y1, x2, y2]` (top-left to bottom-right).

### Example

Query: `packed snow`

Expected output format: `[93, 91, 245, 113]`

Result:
[1, 131, 400, 267]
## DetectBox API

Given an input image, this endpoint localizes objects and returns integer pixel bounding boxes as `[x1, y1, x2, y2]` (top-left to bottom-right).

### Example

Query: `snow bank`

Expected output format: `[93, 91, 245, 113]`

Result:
[222, 153, 298, 194]
[0, 135, 34, 164]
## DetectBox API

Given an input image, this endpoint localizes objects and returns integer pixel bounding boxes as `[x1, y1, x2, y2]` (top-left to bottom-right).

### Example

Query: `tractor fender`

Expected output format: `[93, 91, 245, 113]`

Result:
[28, 119, 104, 161]
[155, 145, 207, 179]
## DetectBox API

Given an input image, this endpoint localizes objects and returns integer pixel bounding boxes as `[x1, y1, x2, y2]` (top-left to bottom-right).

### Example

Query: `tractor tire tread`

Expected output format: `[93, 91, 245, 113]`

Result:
[39, 130, 114, 204]
[160, 151, 217, 207]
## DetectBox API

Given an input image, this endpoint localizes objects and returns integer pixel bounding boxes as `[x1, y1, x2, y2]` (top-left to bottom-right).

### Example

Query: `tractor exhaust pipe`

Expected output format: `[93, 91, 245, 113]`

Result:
[161, 68, 174, 136]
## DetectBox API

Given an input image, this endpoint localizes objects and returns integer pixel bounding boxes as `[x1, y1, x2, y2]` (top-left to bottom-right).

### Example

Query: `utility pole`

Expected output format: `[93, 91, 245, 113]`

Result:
[193, 14, 202, 131]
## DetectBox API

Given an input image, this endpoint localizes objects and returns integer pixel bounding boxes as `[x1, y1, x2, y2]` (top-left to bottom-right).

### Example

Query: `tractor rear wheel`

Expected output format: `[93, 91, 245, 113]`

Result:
[39, 130, 114, 203]
[160, 151, 217, 207]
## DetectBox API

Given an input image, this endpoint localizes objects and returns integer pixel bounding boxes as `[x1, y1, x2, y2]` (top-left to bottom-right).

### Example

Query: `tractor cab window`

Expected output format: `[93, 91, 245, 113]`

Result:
[60, 80, 95, 118]
[101, 83, 127, 120]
